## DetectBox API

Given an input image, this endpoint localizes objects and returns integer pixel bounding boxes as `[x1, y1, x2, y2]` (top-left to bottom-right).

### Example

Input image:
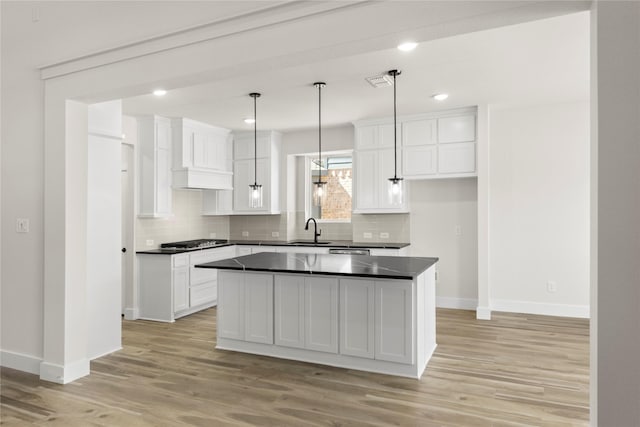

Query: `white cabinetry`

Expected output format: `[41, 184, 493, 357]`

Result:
[274, 275, 338, 353]
[403, 110, 477, 179]
[217, 271, 273, 343]
[171, 118, 233, 190]
[339, 279, 375, 358]
[232, 131, 281, 214]
[339, 278, 413, 364]
[138, 246, 236, 322]
[137, 116, 172, 217]
[353, 121, 408, 214]
[189, 246, 235, 307]
[201, 189, 233, 215]
[355, 107, 477, 186]
[375, 280, 413, 364]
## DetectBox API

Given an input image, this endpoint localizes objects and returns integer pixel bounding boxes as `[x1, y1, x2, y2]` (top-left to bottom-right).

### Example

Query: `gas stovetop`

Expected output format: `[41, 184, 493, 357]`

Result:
[160, 239, 228, 249]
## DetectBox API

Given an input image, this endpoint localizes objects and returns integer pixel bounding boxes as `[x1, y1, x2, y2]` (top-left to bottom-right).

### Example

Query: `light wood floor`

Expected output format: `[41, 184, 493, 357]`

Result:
[1, 308, 589, 426]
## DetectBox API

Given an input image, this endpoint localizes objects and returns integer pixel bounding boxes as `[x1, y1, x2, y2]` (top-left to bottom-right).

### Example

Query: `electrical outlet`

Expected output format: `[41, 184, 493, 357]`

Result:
[547, 281, 557, 293]
[363, 232, 373, 239]
[454, 225, 462, 236]
[379, 232, 389, 239]
[271, 231, 280, 238]
[16, 218, 30, 233]
[242, 231, 249, 237]
[146, 239, 154, 246]
[209, 232, 217, 238]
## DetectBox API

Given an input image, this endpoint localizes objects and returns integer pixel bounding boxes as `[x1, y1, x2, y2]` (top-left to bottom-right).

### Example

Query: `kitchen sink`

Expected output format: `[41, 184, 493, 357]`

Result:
[290, 240, 332, 245]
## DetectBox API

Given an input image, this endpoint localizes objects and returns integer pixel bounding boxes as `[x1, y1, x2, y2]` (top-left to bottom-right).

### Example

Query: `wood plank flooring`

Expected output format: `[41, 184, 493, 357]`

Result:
[1, 309, 589, 426]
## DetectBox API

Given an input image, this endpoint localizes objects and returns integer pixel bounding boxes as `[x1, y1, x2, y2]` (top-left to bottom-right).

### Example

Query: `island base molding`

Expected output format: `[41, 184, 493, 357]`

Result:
[217, 338, 436, 379]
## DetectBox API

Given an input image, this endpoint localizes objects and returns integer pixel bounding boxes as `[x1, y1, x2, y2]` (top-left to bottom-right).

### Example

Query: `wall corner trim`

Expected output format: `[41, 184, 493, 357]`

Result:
[39, 359, 90, 384]
[476, 306, 492, 320]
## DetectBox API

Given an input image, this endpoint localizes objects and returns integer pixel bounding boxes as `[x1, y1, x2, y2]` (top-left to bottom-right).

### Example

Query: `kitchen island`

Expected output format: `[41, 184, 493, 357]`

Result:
[197, 252, 438, 379]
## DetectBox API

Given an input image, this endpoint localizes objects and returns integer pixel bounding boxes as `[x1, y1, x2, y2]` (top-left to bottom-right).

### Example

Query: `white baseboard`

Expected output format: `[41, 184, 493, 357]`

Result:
[0, 350, 42, 375]
[491, 299, 590, 318]
[123, 307, 139, 320]
[476, 306, 492, 320]
[40, 358, 90, 384]
[436, 296, 478, 310]
[90, 346, 123, 361]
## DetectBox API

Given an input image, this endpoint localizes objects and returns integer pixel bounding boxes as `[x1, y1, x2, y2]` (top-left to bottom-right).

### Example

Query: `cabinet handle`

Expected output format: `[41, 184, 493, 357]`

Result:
[122, 248, 127, 253]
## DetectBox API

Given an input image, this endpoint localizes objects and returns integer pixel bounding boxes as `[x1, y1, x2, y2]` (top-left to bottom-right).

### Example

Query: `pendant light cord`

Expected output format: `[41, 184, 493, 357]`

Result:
[253, 94, 258, 186]
[318, 83, 322, 182]
[392, 70, 398, 179]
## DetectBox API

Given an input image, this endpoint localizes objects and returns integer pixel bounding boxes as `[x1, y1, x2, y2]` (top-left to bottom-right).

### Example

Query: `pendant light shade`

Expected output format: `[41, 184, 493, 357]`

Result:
[313, 82, 327, 207]
[248, 92, 263, 208]
[387, 69, 404, 205]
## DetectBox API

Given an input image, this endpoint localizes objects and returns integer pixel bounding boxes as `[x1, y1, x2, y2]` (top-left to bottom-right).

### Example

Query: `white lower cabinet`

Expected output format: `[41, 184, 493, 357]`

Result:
[216, 266, 435, 379]
[375, 280, 413, 364]
[274, 275, 338, 353]
[339, 279, 375, 359]
[218, 271, 273, 344]
[173, 264, 189, 313]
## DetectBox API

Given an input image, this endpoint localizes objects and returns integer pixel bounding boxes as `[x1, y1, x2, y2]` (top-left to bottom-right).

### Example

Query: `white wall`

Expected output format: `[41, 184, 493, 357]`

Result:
[488, 102, 590, 317]
[408, 178, 478, 309]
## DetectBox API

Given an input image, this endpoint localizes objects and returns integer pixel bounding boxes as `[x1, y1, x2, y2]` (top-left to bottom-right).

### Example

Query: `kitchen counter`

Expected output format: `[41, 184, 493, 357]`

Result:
[211, 252, 438, 379]
[136, 239, 410, 255]
[196, 252, 436, 280]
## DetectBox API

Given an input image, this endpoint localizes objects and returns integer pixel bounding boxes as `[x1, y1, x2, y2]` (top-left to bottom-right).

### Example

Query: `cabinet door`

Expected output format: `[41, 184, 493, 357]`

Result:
[378, 148, 405, 210]
[233, 158, 269, 212]
[355, 125, 378, 150]
[402, 119, 437, 147]
[354, 150, 378, 210]
[375, 280, 413, 364]
[172, 267, 189, 313]
[244, 273, 273, 344]
[379, 123, 400, 149]
[340, 279, 375, 359]
[304, 277, 338, 353]
[156, 146, 172, 216]
[438, 115, 475, 143]
[438, 142, 476, 174]
[190, 282, 217, 307]
[217, 271, 245, 340]
[403, 145, 437, 178]
[274, 275, 305, 349]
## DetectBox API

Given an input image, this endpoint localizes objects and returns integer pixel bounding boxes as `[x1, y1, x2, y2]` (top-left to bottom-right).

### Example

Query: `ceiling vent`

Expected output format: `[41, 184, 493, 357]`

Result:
[365, 74, 393, 88]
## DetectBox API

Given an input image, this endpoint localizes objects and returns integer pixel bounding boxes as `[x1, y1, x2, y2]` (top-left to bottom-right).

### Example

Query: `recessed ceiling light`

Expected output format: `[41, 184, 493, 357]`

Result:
[244, 118, 255, 124]
[397, 42, 417, 52]
[432, 93, 449, 101]
[153, 89, 167, 96]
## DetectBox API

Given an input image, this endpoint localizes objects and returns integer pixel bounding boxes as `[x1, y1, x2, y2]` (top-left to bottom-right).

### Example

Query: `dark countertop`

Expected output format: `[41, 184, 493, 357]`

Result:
[195, 252, 437, 280]
[136, 239, 410, 255]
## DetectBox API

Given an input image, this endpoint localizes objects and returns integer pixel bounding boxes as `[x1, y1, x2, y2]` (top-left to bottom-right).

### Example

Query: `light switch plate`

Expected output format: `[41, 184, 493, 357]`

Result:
[242, 231, 249, 237]
[379, 232, 389, 239]
[363, 232, 373, 239]
[146, 239, 154, 246]
[271, 231, 280, 238]
[209, 232, 217, 238]
[16, 218, 30, 233]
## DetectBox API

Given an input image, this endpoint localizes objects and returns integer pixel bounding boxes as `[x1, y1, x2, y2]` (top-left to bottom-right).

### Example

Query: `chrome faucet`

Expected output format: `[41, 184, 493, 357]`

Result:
[304, 217, 321, 244]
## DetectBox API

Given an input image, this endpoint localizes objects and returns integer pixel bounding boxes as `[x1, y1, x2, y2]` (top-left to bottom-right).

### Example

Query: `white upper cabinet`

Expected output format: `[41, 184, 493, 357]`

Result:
[438, 115, 476, 143]
[231, 130, 281, 215]
[137, 115, 172, 218]
[357, 108, 477, 183]
[171, 118, 233, 190]
[353, 121, 407, 214]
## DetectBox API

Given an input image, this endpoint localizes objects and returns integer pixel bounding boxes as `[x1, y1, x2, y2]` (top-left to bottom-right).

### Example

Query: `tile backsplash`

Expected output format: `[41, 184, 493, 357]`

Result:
[228, 211, 409, 243]
[136, 189, 229, 249]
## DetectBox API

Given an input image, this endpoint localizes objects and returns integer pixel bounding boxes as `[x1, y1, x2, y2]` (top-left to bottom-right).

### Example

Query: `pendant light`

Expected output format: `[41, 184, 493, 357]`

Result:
[387, 70, 404, 205]
[248, 92, 263, 208]
[312, 82, 327, 207]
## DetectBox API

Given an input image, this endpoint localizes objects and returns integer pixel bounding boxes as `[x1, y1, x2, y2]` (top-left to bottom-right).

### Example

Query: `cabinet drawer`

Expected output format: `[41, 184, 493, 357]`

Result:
[190, 282, 217, 307]
[173, 254, 189, 268]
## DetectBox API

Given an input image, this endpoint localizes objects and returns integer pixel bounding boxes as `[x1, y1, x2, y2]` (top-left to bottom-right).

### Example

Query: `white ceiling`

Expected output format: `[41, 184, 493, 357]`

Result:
[121, 11, 590, 132]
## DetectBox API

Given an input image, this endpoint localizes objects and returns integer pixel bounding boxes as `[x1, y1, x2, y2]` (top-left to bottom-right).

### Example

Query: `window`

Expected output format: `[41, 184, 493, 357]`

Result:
[307, 153, 352, 221]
